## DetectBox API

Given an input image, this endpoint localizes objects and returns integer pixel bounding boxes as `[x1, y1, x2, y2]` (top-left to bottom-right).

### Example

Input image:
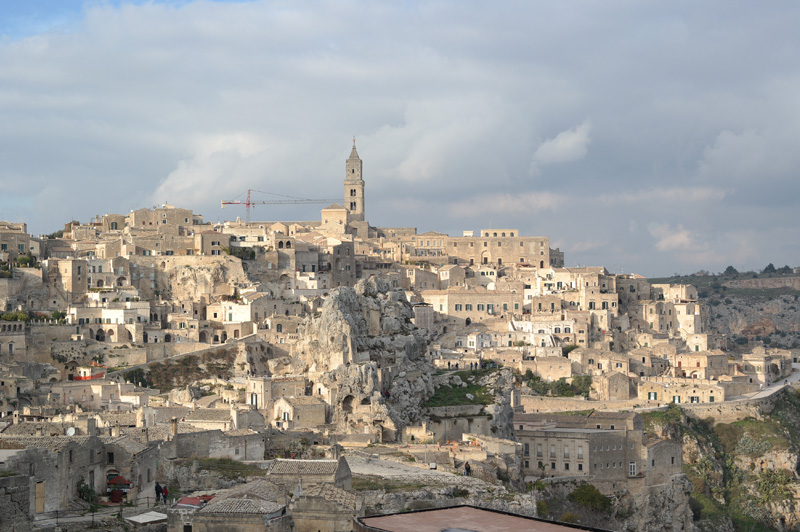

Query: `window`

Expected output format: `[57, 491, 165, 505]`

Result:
[537, 444, 542, 457]
[550, 445, 555, 458]
[564, 463, 570, 471]
[648, 392, 657, 400]
[524, 444, 529, 456]
[577, 447, 583, 459]
[629, 462, 637, 476]
[578, 464, 583, 471]
[455, 304, 462, 311]
[563, 447, 569, 458]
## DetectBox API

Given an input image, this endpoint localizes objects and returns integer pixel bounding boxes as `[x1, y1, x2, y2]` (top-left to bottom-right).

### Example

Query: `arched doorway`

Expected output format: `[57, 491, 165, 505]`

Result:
[199, 331, 208, 343]
[342, 395, 355, 414]
[95, 329, 105, 341]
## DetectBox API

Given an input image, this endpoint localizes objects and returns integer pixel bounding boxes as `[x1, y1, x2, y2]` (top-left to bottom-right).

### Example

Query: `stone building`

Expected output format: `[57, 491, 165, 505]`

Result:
[266, 458, 352, 491]
[167, 478, 288, 532]
[638, 376, 725, 405]
[0, 435, 109, 513]
[515, 411, 662, 493]
[273, 396, 327, 430]
[290, 483, 364, 532]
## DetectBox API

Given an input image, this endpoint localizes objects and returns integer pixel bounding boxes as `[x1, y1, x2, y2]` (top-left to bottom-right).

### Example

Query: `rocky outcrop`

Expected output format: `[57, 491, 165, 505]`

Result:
[289, 276, 435, 440]
[166, 256, 248, 300]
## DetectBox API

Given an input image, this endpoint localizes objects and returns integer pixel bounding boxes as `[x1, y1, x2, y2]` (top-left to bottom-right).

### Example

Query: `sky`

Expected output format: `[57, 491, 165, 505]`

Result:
[1, 0, 799, 277]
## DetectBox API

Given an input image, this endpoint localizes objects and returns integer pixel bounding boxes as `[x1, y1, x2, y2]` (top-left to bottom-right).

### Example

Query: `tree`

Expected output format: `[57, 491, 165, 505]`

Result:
[724, 265, 738, 275]
[763, 263, 777, 274]
[16, 256, 31, 267]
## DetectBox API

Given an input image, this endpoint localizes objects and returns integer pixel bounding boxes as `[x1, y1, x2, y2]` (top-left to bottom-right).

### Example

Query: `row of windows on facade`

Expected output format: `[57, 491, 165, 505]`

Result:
[646, 392, 714, 403]
[452, 303, 519, 312]
[0, 243, 26, 253]
[414, 239, 546, 248]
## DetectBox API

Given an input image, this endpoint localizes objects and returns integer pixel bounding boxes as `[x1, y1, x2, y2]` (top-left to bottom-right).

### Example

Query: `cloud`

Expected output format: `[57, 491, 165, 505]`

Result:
[446, 192, 566, 218]
[0, 1, 799, 276]
[601, 187, 727, 205]
[530, 121, 591, 176]
[649, 224, 704, 253]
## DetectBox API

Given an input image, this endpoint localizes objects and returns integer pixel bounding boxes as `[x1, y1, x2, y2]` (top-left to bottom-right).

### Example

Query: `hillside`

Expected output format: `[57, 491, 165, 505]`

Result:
[649, 270, 800, 351]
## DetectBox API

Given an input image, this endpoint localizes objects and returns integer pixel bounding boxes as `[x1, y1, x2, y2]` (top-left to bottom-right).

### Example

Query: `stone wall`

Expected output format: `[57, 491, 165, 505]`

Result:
[681, 388, 784, 424]
[0, 474, 31, 532]
[520, 395, 640, 413]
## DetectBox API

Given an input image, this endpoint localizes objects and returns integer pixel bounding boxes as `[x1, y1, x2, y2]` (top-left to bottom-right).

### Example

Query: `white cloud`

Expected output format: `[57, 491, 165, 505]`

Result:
[529, 121, 591, 176]
[446, 192, 566, 218]
[1, 1, 799, 275]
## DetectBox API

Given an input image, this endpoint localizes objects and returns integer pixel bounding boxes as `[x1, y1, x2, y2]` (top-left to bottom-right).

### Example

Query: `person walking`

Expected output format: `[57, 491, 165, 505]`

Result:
[155, 482, 163, 505]
[464, 462, 471, 476]
[162, 485, 169, 504]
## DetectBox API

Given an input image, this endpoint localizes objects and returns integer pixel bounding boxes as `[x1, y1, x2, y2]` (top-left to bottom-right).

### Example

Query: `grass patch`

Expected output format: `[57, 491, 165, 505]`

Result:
[714, 418, 790, 453]
[179, 457, 264, 479]
[423, 382, 493, 407]
[730, 512, 781, 532]
[689, 493, 724, 521]
[352, 475, 428, 493]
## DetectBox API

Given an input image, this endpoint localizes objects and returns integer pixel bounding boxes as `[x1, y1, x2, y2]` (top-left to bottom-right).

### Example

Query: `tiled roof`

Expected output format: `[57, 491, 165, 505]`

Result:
[152, 407, 192, 423]
[0, 421, 64, 437]
[200, 479, 284, 515]
[184, 409, 232, 422]
[100, 435, 148, 455]
[286, 396, 324, 406]
[98, 412, 137, 426]
[0, 436, 90, 451]
[300, 483, 358, 509]
[268, 459, 339, 476]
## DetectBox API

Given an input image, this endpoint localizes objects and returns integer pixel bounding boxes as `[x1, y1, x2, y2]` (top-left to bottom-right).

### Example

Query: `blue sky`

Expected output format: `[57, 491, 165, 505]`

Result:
[1, 1, 799, 277]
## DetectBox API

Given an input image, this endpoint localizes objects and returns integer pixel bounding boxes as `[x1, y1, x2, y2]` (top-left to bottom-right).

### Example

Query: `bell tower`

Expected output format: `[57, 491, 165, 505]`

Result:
[344, 140, 365, 222]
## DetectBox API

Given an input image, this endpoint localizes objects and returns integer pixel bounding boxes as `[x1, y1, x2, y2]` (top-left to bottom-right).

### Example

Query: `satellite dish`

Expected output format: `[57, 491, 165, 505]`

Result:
[66, 427, 76, 436]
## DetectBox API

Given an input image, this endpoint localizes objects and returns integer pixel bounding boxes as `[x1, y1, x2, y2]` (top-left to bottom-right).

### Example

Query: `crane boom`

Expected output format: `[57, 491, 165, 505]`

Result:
[221, 189, 342, 222]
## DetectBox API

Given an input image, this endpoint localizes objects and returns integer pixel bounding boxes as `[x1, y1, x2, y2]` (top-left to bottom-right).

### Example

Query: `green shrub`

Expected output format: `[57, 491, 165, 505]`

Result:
[567, 484, 611, 513]
[560, 512, 579, 524]
[537, 500, 549, 517]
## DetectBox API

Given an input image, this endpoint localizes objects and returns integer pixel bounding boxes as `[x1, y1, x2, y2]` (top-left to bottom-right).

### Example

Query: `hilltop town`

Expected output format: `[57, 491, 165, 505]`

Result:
[1, 145, 798, 532]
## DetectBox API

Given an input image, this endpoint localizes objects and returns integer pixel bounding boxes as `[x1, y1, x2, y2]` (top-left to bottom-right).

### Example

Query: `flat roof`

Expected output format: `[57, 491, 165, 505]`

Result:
[357, 505, 612, 532]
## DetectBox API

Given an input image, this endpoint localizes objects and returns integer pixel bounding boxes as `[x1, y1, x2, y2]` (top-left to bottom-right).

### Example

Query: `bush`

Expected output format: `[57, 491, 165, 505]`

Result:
[568, 484, 612, 513]
[537, 500, 549, 517]
[688, 496, 703, 521]
[559, 512, 579, 524]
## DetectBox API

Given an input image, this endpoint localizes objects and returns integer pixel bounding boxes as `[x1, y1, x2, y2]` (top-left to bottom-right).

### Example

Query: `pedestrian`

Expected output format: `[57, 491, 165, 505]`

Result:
[155, 482, 162, 504]
[464, 462, 471, 476]
[163, 485, 168, 504]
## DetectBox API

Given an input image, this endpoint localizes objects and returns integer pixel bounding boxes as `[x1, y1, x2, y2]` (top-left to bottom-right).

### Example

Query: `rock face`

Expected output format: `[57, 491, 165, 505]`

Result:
[165, 256, 248, 300]
[290, 276, 435, 440]
[536, 476, 696, 532]
[707, 293, 800, 348]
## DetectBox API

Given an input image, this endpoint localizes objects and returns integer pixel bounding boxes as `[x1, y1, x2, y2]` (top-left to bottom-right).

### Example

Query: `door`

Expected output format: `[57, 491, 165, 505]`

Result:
[35, 482, 45, 513]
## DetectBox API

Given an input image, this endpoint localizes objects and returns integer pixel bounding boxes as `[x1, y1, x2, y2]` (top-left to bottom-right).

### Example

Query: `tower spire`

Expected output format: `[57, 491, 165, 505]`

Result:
[349, 138, 360, 161]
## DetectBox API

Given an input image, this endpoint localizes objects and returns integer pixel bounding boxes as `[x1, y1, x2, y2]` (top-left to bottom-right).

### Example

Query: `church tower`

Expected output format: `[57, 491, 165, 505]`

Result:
[344, 140, 365, 222]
